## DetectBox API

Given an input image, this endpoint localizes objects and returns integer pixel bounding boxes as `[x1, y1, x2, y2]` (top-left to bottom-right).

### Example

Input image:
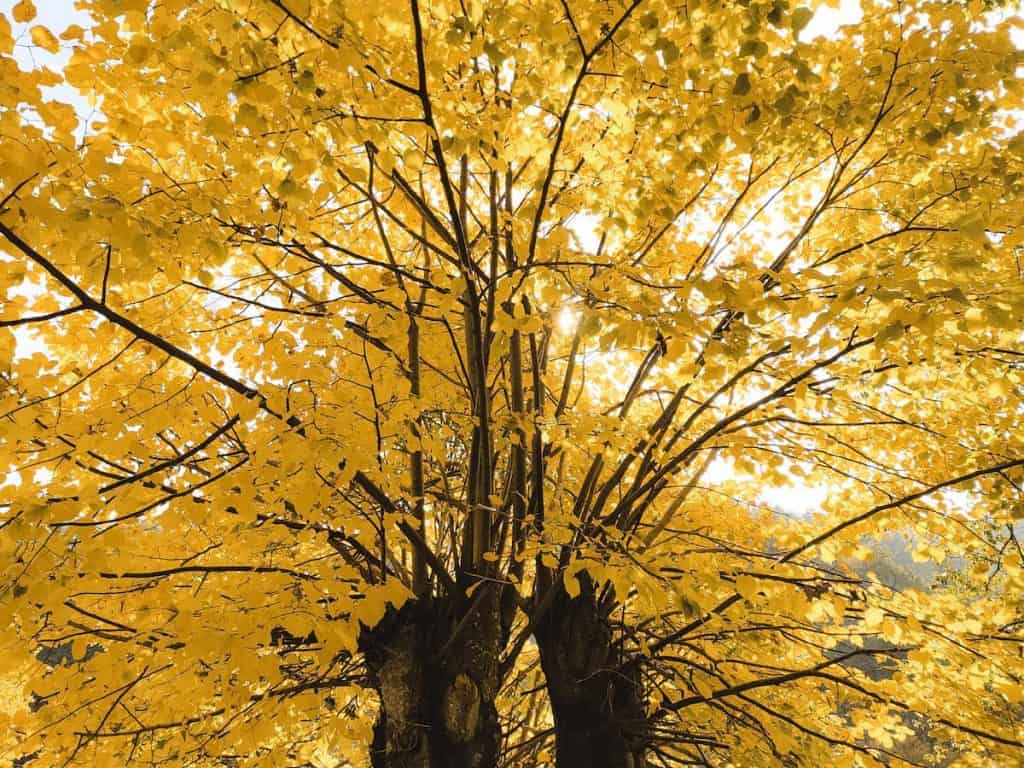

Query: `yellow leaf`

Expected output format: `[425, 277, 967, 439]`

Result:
[60, 24, 85, 40]
[955, 209, 988, 242]
[692, 675, 714, 700]
[735, 573, 757, 600]
[563, 566, 581, 598]
[11, 0, 35, 23]
[0, 14, 11, 54]
[30, 24, 59, 53]
[864, 607, 885, 628]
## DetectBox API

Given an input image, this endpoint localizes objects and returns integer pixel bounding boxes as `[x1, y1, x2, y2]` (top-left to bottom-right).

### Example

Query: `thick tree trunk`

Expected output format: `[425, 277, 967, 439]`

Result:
[536, 577, 649, 768]
[360, 590, 504, 768]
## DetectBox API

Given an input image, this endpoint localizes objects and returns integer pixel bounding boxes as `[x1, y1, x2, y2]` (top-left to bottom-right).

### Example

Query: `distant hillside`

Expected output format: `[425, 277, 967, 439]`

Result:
[849, 531, 942, 591]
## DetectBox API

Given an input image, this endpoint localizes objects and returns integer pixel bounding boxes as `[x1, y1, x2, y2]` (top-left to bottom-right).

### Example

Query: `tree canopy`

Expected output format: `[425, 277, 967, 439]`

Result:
[2, 0, 1024, 766]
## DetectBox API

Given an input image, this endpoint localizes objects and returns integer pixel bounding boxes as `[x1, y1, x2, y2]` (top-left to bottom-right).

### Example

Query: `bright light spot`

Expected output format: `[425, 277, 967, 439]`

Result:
[1013, 23, 1024, 50]
[567, 212, 603, 254]
[759, 483, 829, 517]
[801, 0, 863, 41]
[556, 306, 579, 335]
[704, 455, 735, 485]
[704, 454, 828, 517]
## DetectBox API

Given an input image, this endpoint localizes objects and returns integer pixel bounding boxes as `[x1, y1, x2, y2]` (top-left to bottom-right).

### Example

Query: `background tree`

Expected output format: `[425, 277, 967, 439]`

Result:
[2, 0, 1024, 766]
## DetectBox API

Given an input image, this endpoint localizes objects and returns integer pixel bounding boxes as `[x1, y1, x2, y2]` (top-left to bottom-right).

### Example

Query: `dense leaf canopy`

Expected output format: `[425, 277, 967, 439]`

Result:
[2, 0, 1024, 766]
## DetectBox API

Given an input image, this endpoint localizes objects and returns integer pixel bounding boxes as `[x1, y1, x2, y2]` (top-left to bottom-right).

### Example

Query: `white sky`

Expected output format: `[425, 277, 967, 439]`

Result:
[2, 0, 90, 101]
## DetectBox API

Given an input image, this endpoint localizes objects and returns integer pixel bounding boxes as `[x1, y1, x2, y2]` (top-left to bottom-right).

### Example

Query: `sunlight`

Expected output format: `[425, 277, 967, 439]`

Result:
[802, 0, 864, 41]
[555, 305, 579, 334]
[705, 453, 830, 517]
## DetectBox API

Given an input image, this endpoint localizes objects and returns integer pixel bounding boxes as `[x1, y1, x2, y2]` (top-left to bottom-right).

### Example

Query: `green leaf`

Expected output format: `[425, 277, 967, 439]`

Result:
[739, 39, 769, 58]
[733, 72, 751, 96]
[655, 37, 680, 64]
[791, 7, 814, 33]
[773, 89, 796, 116]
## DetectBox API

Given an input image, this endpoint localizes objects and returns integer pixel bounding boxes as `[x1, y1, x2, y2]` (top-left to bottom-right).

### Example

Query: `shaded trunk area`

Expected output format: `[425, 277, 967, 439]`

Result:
[536, 575, 649, 768]
[359, 589, 504, 768]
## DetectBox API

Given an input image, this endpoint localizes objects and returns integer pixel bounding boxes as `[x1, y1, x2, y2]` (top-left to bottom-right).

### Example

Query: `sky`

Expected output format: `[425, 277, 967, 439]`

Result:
[2, 0, 91, 105]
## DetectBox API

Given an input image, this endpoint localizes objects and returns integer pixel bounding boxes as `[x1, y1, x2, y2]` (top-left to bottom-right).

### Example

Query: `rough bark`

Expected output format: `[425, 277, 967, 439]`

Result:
[535, 576, 649, 768]
[360, 589, 504, 768]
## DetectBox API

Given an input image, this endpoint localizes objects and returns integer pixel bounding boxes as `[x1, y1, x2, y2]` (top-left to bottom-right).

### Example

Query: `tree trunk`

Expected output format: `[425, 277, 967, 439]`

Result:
[535, 577, 649, 768]
[360, 590, 504, 768]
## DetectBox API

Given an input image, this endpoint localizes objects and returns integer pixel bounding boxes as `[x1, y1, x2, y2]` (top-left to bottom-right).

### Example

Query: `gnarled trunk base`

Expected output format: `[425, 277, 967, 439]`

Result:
[360, 591, 503, 768]
[536, 578, 649, 768]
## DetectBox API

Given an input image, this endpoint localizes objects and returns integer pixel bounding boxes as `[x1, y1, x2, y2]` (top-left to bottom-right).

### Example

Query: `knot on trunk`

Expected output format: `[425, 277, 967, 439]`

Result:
[442, 672, 481, 743]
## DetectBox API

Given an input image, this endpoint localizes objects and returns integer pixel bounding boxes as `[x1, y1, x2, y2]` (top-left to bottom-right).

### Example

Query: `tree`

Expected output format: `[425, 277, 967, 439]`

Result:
[2, 0, 1024, 765]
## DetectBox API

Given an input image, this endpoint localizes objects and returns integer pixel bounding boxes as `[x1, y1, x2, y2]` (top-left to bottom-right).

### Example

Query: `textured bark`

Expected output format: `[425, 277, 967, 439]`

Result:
[360, 590, 504, 768]
[362, 608, 431, 768]
[536, 577, 649, 768]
